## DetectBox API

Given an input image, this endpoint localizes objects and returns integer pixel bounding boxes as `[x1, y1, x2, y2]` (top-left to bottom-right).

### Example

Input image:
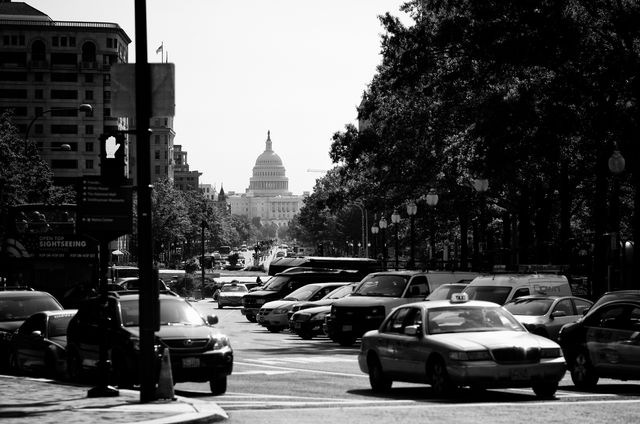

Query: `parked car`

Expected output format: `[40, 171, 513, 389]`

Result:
[426, 283, 469, 301]
[463, 273, 572, 305]
[217, 282, 250, 308]
[589, 290, 640, 310]
[358, 294, 566, 398]
[9, 309, 77, 378]
[289, 283, 357, 340]
[503, 295, 593, 341]
[66, 292, 233, 395]
[258, 282, 351, 332]
[0, 289, 64, 370]
[557, 295, 640, 390]
[113, 277, 175, 294]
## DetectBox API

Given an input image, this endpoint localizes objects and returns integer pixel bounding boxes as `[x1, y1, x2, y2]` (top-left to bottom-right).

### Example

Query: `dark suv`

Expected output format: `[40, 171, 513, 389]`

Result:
[241, 269, 363, 322]
[0, 288, 63, 370]
[66, 292, 233, 395]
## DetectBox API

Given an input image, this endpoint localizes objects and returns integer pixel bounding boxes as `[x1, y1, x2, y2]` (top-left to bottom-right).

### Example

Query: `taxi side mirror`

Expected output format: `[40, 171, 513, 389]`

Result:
[404, 325, 422, 337]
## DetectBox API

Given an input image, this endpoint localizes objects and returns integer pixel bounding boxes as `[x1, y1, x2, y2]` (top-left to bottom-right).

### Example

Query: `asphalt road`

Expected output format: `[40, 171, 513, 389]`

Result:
[187, 299, 640, 424]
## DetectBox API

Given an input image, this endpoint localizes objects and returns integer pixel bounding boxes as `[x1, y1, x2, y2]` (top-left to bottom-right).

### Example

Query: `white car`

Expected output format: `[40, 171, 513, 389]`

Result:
[217, 282, 250, 308]
[358, 293, 566, 398]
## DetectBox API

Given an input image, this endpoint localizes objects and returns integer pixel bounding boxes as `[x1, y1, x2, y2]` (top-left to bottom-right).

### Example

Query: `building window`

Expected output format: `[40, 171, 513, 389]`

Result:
[85, 160, 94, 169]
[85, 142, 94, 151]
[85, 74, 93, 83]
[85, 125, 93, 135]
[51, 89, 78, 100]
[51, 159, 78, 169]
[51, 125, 78, 134]
[52, 36, 58, 47]
[155, 150, 160, 160]
[155, 165, 161, 174]
[155, 135, 160, 145]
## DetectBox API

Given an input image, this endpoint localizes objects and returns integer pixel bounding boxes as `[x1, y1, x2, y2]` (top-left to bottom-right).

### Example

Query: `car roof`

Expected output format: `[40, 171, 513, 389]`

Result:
[0, 290, 57, 298]
[403, 299, 501, 309]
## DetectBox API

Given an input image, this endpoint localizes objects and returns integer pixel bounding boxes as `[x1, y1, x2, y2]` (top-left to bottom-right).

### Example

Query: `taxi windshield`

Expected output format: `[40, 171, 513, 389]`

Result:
[427, 306, 524, 334]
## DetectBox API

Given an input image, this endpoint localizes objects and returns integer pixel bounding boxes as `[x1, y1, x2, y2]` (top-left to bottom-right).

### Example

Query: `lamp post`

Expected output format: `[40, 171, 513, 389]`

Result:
[426, 189, 439, 269]
[608, 147, 625, 290]
[406, 201, 417, 269]
[200, 220, 208, 299]
[391, 209, 401, 270]
[371, 222, 379, 263]
[25, 103, 93, 143]
[472, 178, 489, 270]
[379, 216, 388, 270]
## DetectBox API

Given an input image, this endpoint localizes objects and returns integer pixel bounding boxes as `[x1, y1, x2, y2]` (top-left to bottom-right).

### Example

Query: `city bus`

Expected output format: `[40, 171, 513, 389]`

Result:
[0, 204, 99, 305]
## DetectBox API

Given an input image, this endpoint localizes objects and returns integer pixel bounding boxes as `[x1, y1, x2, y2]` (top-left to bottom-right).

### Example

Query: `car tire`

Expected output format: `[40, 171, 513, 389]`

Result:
[246, 314, 257, 323]
[570, 350, 599, 390]
[218, 303, 224, 309]
[267, 326, 281, 333]
[337, 334, 356, 347]
[66, 349, 84, 382]
[367, 354, 392, 392]
[532, 380, 559, 398]
[298, 329, 314, 340]
[428, 357, 455, 396]
[209, 375, 227, 395]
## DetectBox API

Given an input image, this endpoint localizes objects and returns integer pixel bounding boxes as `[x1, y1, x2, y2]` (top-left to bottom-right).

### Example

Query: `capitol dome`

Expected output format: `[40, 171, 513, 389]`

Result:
[247, 131, 291, 197]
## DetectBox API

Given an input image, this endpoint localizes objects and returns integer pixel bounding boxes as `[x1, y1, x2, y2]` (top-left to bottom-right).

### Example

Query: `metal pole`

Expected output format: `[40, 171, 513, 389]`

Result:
[395, 225, 399, 270]
[201, 221, 206, 299]
[134, 0, 158, 403]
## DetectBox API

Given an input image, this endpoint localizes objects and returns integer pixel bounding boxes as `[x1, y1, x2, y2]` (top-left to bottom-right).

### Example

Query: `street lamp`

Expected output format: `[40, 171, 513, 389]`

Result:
[25, 103, 93, 142]
[406, 201, 417, 269]
[426, 189, 439, 269]
[379, 216, 388, 270]
[391, 209, 401, 270]
[472, 178, 489, 270]
[371, 222, 379, 263]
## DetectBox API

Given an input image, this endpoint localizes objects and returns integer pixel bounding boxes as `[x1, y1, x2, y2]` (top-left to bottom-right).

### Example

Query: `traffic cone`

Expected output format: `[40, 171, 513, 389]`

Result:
[156, 347, 175, 400]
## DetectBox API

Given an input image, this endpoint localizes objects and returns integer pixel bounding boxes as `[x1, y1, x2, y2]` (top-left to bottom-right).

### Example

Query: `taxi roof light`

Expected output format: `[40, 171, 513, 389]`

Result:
[450, 292, 469, 303]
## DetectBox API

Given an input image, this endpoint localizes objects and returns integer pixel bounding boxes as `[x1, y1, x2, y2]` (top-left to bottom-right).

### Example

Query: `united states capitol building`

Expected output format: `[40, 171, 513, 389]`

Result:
[226, 132, 307, 227]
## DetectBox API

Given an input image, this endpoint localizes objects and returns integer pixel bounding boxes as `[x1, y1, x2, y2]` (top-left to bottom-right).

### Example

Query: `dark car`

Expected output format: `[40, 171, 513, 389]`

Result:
[0, 289, 64, 369]
[558, 296, 640, 390]
[9, 309, 77, 378]
[504, 295, 593, 341]
[66, 292, 233, 395]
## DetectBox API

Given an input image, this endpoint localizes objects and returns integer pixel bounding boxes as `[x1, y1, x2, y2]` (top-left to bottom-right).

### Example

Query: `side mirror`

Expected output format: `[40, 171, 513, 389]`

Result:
[551, 310, 567, 319]
[404, 324, 422, 337]
[207, 315, 219, 325]
[30, 330, 43, 337]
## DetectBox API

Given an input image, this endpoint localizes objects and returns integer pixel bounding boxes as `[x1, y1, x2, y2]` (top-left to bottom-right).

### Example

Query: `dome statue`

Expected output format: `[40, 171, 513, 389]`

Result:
[247, 131, 290, 196]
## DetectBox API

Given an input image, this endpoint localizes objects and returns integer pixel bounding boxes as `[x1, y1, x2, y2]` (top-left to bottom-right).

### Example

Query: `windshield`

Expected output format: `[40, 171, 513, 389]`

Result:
[0, 295, 62, 321]
[324, 284, 353, 299]
[427, 285, 467, 301]
[119, 298, 205, 327]
[428, 306, 524, 334]
[260, 276, 291, 291]
[504, 298, 553, 316]
[463, 286, 512, 305]
[284, 285, 319, 301]
[221, 284, 248, 293]
[353, 275, 409, 297]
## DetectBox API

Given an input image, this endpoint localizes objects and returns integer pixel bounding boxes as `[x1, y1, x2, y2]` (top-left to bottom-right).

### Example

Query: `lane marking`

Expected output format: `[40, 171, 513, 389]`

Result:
[234, 360, 366, 378]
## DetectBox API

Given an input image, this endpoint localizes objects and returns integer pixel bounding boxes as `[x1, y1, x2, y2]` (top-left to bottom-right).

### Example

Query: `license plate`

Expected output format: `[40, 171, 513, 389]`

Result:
[182, 357, 200, 368]
[342, 324, 352, 332]
[509, 369, 528, 380]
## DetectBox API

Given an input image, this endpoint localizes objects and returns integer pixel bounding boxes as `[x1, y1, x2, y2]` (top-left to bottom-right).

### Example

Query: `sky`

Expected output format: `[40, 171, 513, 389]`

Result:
[26, 0, 410, 195]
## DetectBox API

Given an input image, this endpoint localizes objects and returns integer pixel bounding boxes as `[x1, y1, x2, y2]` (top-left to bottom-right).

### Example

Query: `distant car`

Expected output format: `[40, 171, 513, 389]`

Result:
[503, 295, 593, 341]
[115, 277, 173, 293]
[258, 282, 352, 332]
[0, 289, 64, 370]
[217, 282, 250, 308]
[66, 292, 233, 394]
[358, 294, 566, 398]
[9, 309, 77, 379]
[558, 296, 640, 390]
[426, 283, 469, 301]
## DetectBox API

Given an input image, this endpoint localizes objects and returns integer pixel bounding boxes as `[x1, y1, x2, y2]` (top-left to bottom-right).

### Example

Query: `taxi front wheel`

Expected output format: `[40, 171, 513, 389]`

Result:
[428, 357, 455, 396]
[367, 355, 392, 392]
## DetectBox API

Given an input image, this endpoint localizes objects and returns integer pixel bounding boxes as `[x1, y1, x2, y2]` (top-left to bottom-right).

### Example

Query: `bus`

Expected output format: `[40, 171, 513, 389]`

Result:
[0, 204, 99, 304]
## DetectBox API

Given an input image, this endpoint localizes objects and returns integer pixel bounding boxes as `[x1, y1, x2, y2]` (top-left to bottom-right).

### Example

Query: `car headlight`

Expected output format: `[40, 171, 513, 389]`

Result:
[540, 347, 563, 358]
[274, 307, 290, 314]
[449, 350, 492, 361]
[292, 313, 311, 322]
[365, 307, 385, 319]
[213, 335, 230, 350]
[312, 311, 330, 321]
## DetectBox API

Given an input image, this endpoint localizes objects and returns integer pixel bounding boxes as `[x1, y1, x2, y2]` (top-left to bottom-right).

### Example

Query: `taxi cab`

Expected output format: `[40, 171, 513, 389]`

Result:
[358, 293, 566, 398]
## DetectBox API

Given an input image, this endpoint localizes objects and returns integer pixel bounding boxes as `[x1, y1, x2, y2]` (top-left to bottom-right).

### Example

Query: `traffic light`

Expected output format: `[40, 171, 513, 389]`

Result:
[99, 132, 126, 184]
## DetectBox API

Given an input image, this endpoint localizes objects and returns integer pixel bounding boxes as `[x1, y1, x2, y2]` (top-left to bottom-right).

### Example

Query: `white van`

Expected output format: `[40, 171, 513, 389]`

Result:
[463, 273, 572, 305]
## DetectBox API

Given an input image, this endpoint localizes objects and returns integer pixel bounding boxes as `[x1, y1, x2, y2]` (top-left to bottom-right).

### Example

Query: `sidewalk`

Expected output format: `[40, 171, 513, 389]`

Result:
[0, 374, 228, 424]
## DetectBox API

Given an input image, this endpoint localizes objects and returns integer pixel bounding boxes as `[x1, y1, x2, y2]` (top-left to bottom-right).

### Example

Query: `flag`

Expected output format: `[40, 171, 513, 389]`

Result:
[155, 43, 163, 55]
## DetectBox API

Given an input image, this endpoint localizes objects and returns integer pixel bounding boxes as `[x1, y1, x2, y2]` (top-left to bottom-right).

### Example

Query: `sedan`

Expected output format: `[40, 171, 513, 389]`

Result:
[9, 309, 77, 379]
[217, 282, 250, 308]
[503, 295, 593, 341]
[358, 294, 566, 398]
[558, 296, 640, 390]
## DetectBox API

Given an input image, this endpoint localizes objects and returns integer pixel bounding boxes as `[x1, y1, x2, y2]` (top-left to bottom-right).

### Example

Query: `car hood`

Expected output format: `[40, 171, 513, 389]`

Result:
[125, 325, 223, 339]
[244, 290, 278, 297]
[430, 331, 559, 350]
[263, 300, 294, 309]
[0, 321, 23, 333]
[296, 305, 331, 315]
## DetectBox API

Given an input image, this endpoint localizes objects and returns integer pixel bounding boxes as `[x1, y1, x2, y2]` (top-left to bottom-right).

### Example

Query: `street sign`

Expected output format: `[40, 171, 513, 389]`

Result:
[111, 63, 175, 117]
[77, 177, 133, 242]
